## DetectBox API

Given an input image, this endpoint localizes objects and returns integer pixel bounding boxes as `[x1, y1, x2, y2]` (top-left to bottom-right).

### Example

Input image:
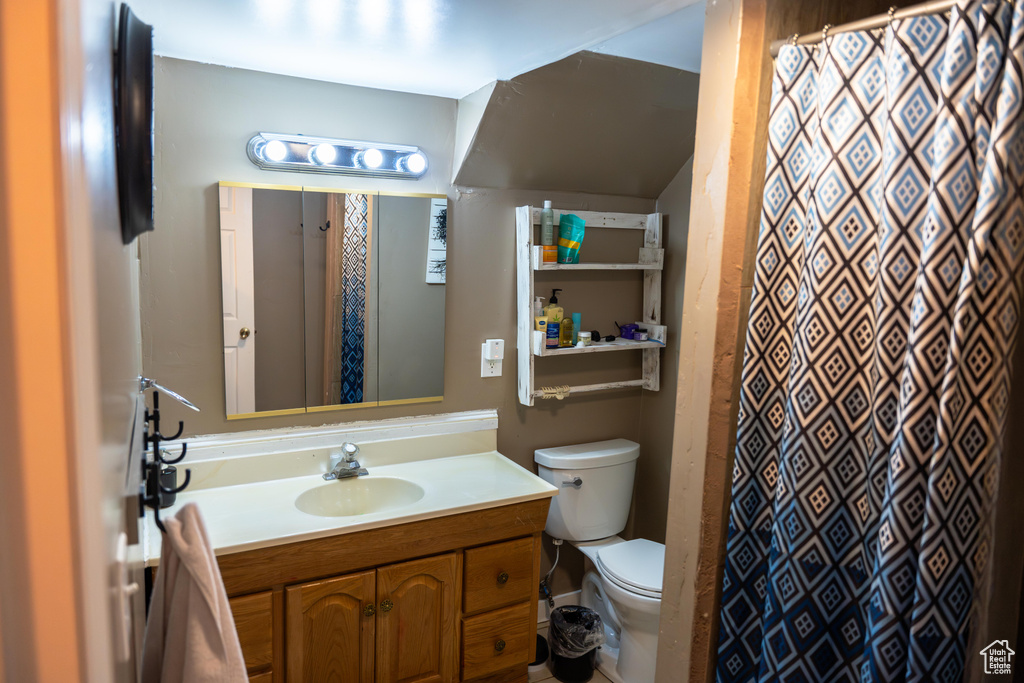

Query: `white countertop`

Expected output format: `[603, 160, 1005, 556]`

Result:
[143, 451, 557, 566]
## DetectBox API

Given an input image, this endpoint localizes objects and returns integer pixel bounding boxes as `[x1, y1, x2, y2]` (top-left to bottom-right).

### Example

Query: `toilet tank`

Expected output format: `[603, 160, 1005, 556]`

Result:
[534, 439, 639, 541]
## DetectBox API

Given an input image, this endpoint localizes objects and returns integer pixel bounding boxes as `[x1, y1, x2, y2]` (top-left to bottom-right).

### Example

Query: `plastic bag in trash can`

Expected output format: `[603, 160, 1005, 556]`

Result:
[550, 606, 606, 658]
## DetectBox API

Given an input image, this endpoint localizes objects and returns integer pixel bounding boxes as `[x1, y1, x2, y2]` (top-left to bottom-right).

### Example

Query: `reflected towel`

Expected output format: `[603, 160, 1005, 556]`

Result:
[141, 503, 246, 683]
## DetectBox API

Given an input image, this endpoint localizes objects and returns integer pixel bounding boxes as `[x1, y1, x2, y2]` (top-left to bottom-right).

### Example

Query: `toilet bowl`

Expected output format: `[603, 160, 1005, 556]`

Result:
[576, 537, 663, 683]
[534, 440, 664, 683]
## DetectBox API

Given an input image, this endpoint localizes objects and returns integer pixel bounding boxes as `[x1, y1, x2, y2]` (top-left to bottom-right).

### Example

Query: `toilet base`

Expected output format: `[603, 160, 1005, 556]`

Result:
[580, 566, 660, 683]
[594, 644, 623, 683]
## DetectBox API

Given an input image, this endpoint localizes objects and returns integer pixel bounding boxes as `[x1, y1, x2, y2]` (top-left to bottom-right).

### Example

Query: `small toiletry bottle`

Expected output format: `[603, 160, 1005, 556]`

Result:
[560, 315, 574, 348]
[543, 288, 563, 322]
[534, 296, 548, 331]
[578, 331, 592, 346]
[571, 313, 581, 345]
[546, 321, 560, 349]
[540, 201, 556, 263]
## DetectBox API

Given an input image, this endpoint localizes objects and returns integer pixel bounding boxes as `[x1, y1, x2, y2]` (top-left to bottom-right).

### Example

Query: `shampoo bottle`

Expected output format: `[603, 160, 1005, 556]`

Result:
[560, 315, 574, 348]
[540, 200, 557, 263]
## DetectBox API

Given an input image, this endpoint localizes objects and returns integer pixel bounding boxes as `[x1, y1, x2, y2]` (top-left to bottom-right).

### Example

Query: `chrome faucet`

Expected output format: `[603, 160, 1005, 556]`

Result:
[323, 442, 368, 480]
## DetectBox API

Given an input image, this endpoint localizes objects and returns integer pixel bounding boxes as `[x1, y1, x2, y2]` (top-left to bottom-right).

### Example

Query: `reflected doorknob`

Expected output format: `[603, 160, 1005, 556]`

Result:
[239, 327, 251, 339]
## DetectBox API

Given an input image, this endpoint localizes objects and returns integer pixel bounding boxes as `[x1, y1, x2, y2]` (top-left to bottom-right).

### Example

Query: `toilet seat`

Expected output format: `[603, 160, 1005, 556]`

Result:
[595, 539, 664, 599]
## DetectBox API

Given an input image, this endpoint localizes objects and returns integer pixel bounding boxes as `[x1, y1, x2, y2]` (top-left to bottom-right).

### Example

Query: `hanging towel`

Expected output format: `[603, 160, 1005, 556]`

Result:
[141, 503, 247, 683]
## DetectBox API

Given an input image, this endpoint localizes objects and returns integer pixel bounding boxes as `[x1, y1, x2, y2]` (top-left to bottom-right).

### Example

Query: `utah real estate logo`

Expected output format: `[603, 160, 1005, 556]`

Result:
[980, 640, 1015, 675]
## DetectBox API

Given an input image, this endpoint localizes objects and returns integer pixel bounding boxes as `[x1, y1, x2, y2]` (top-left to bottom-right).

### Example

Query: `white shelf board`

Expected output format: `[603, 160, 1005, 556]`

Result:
[535, 262, 661, 271]
[532, 246, 663, 271]
[533, 339, 664, 356]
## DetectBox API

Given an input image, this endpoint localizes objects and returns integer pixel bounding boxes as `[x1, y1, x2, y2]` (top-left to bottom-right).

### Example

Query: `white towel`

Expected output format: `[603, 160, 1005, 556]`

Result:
[141, 503, 247, 683]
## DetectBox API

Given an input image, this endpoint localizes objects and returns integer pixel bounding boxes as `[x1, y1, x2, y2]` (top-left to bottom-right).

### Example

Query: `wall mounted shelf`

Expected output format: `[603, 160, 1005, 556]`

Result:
[516, 205, 664, 406]
[531, 332, 664, 357]
[531, 246, 664, 271]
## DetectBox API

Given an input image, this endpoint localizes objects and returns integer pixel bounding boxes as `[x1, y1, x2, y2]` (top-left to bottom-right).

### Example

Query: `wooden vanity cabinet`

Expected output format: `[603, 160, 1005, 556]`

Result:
[285, 570, 376, 682]
[222, 498, 549, 683]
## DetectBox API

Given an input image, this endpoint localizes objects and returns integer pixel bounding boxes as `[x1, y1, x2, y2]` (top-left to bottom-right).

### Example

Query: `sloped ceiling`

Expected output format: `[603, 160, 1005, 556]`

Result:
[127, 0, 702, 98]
[453, 52, 700, 199]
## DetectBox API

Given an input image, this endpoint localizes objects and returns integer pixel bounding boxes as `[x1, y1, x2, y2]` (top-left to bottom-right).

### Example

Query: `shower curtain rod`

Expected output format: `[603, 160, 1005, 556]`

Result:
[769, 0, 956, 57]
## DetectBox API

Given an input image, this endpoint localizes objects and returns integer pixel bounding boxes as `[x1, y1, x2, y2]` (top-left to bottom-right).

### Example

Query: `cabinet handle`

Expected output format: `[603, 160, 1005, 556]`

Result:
[497, 571, 509, 585]
[363, 604, 376, 617]
[495, 639, 506, 652]
[380, 599, 394, 613]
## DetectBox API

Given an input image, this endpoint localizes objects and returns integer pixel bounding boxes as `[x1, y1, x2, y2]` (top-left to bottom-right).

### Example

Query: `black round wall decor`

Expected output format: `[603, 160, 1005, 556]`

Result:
[114, 3, 154, 244]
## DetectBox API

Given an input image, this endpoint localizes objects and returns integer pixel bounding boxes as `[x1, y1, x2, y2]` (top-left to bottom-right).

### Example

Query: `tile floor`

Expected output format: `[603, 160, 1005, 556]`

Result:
[533, 666, 613, 683]
[530, 623, 614, 683]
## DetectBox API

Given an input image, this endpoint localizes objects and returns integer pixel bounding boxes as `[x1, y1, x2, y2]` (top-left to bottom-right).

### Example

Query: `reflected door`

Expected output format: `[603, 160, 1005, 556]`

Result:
[219, 185, 256, 414]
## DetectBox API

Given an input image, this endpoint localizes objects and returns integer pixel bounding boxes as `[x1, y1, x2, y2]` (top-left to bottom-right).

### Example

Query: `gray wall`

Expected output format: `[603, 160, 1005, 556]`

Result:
[252, 188, 305, 411]
[377, 195, 445, 401]
[627, 156, 694, 545]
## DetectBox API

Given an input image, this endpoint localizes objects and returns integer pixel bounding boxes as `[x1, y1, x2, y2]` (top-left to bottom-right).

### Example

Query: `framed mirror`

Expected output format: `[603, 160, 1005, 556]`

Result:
[218, 182, 446, 418]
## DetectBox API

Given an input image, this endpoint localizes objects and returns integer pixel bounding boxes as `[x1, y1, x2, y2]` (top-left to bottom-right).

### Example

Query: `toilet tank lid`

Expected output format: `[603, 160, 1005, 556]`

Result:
[534, 439, 639, 469]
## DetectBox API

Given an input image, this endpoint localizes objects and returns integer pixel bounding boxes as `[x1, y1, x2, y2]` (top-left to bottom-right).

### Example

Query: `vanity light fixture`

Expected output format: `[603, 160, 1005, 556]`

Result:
[264, 139, 288, 162]
[247, 132, 428, 179]
[311, 143, 337, 165]
[359, 147, 384, 169]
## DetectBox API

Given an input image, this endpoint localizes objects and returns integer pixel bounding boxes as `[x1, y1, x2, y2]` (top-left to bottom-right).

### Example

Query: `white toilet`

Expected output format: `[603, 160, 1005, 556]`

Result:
[535, 439, 664, 683]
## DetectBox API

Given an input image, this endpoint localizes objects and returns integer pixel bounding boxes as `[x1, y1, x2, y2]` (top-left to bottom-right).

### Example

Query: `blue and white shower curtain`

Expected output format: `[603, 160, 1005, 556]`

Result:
[340, 193, 369, 404]
[717, 1, 1024, 681]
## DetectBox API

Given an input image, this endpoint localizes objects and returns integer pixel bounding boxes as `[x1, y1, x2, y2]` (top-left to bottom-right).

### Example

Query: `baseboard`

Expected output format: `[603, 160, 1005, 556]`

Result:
[537, 590, 582, 623]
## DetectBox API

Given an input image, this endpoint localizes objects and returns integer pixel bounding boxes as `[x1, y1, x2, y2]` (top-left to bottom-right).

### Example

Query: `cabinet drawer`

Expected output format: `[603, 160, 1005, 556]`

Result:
[229, 591, 274, 676]
[461, 602, 531, 681]
[463, 537, 534, 614]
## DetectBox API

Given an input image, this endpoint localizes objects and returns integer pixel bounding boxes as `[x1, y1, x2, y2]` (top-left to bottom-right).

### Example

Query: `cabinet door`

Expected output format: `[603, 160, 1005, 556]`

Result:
[286, 570, 375, 683]
[376, 553, 458, 683]
[229, 590, 276, 681]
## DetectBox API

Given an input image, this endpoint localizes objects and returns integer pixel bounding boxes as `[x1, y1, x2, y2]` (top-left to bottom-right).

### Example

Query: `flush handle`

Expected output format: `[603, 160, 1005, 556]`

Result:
[562, 477, 583, 489]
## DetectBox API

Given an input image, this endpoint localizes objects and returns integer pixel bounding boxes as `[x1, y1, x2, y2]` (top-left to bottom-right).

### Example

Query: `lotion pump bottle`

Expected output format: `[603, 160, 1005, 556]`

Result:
[543, 288, 563, 322]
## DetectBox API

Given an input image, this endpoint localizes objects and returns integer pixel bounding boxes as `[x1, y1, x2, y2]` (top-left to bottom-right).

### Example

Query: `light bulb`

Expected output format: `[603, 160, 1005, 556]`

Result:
[362, 148, 383, 169]
[264, 139, 287, 162]
[405, 152, 427, 174]
[313, 143, 336, 164]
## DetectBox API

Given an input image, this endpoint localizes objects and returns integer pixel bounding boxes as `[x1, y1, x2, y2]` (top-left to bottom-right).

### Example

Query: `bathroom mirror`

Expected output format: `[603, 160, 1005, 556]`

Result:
[219, 183, 445, 418]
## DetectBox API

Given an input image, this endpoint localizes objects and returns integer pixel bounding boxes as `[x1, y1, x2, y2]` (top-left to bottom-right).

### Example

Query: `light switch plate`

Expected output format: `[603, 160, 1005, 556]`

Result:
[481, 341, 502, 377]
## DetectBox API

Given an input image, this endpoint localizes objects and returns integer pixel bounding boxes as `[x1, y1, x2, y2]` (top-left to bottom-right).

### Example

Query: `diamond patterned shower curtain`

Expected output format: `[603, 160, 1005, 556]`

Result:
[717, 1, 1024, 681]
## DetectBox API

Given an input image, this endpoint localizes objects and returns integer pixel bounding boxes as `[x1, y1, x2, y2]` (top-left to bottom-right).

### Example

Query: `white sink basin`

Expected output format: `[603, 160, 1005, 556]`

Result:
[295, 477, 426, 517]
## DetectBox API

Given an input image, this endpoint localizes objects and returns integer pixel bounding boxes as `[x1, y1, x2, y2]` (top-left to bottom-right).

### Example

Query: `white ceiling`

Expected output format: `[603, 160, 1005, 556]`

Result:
[129, 0, 706, 99]
[590, 1, 705, 73]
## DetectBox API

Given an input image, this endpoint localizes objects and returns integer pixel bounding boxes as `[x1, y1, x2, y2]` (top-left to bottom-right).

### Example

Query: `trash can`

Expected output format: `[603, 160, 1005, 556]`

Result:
[549, 606, 606, 683]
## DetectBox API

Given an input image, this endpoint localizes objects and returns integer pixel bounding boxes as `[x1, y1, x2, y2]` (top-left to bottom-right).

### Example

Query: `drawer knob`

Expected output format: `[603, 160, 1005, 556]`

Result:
[380, 599, 394, 613]
[497, 571, 509, 585]
[495, 639, 506, 652]
[363, 604, 376, 617]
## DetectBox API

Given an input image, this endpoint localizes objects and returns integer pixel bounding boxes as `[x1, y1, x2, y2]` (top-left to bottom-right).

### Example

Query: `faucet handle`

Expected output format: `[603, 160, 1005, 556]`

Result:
[342, 442, 360, 460]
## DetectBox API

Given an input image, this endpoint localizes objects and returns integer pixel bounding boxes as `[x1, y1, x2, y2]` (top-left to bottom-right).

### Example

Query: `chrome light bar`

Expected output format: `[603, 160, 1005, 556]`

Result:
[246, 132, 428, 179]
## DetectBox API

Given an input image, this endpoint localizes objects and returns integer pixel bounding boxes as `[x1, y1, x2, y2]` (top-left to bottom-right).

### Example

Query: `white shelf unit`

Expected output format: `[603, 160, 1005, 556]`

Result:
[516, 205, 665, 406]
